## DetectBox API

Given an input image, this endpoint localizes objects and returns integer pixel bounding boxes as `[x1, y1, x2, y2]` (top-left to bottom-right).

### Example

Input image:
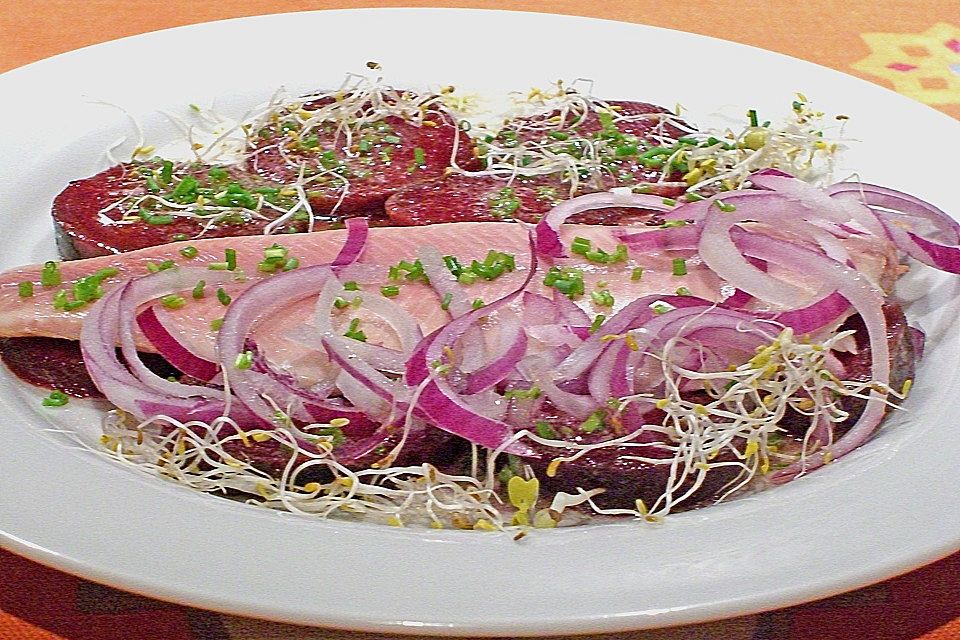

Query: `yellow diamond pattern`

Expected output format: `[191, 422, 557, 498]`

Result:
[852, 22, 960, 105]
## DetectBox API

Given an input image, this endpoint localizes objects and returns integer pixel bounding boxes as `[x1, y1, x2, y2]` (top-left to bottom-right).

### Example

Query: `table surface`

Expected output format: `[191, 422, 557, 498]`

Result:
[1, 2, 958, 639]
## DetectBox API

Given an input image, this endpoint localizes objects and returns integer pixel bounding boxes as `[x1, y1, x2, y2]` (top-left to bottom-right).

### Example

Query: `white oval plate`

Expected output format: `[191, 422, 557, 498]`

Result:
[1, 9, 958, 636]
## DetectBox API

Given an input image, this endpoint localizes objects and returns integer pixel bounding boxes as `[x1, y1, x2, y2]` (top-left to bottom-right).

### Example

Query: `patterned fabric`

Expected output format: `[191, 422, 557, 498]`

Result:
[1, 550, 958, 639]
[0, 1, 958, 638]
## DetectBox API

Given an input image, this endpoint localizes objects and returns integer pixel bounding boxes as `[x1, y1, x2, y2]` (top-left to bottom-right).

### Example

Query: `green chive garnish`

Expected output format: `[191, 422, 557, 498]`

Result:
[216, 287, 231, 306]
[631, 267, 644, 281]
[40, 261, 61, 287]
[161, 294, 186, 309]
[440, 292, 453, 311]
[18, 282, 33, 298]
[225, 248, 237, 271]
[42, 390, 69, 407]
[380, 285, 400, 297]
[192, 280, 206, 299]
[672, 258, 688, 276]
[179, 246, 199, 259]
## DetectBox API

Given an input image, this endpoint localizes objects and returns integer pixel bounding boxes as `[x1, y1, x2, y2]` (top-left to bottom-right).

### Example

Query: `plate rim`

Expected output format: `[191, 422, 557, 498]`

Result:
[1, 7, 959, 636]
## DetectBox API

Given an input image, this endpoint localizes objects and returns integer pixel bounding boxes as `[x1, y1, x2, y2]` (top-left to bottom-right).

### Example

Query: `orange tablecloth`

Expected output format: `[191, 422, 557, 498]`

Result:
[1, 2, 958, 639]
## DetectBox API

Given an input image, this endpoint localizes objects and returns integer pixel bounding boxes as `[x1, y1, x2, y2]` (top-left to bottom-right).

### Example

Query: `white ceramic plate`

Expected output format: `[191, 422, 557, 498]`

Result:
[1, 9, 958, 636]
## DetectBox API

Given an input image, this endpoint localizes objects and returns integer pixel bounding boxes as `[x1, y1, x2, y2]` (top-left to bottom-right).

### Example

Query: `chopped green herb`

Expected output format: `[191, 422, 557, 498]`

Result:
[380, 285, 400, 297]
[716, 200, 737, 213]
[282, 257, 299, 271]
[343, 281, 360, 291]
[42, 390, 69, 407]
[675, 286, 692, 296]
[234, 351, 254, 370]
[225, 248, 237, 271]
[440, 292, 453, 311]
[192, 280, 206, 299]
[589, 314, 606, 334]
[580, 411, 605, 433]
[210, 317, 224, 331]
[161, 294, 186, 309]
[216, 287, 231, 306]
[535, 421, 557, 439]
[591, 289, 615, 307]
[471, 298, 485, 310]
[672, 258, 688, 276]
[747, 108, 759, 127]
[17, 281, 33, 298]
[40, 261, 61, 287]
[179, 246, 199, 259]
[344, 318, 367, 342]
[631, 266, 644, 281]
[685, 193, 705, 202]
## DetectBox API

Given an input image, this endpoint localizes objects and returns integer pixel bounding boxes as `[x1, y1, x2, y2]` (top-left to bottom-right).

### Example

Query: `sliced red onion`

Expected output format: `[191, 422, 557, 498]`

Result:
[331, 217, 369, 267]
[464, 315, 528, 394]
[418, 245, 472, 317]
[405, 235, 539, 455]
[216, 265, 337, 423]
[136, 306, 219, 381]
[731, 233, 890, 481]
[534, 190, 672, 257]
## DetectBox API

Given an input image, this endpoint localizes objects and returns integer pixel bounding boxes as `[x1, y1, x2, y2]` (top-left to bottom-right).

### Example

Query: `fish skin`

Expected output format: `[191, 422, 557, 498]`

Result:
[0, 221, 891, 380]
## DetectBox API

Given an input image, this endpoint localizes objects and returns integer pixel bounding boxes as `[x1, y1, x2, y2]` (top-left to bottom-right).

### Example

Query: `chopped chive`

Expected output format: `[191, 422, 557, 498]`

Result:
[191, 280, 206, 299]
[413, 147, 426, 165]
[210, 317, 224, 331]
[672, 258, 688, 276]
[234, 351, 254, 370]
[685, 193, 705, 202]
[263, 244, 287, 260]
[675, 286, 692, 296]
[159, 160, 174, 185]
[142, 213, 174, 225]
[570, 236, 592, 256]
[333, 297, 349, 309]
[716, 200, 737, 212]
[661, 198, 677, 207]
[631, 266, 644, 281]
[589, 314, 606, 334]
[580, 411, 604, 433]
[458, 271, 478, 285]
[380, 285, 400, 297]
[383, 134, 402, 144]
[41, 390, 69, 407]
[440, 292, 453, 311]
[161, 294, 186, 309]
[471, 298, 485, 310]
[535, 421, 557, 439]
[343, 281, 360, 291]
[344, 318, 367, 342]
[171, 233, 189, 242]
[225, 248, 237, 271]
[591, 289, 615, 307]
[282, 257, 299, 271]
[179, 246, 199, 259]
[216, 287, 231, 306]
[18, 282, 34, 297]
[660, 219, 688, 228]
[40, 261, 61, 287]
[747, 109, 759, 127]
[207, 262, 230, 271]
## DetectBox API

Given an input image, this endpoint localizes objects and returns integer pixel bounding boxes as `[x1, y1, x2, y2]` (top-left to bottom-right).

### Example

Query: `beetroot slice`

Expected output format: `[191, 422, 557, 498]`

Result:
[246, 99, 479, 215]
[51, 163, 336, 259]
[385, 100, 690, 226]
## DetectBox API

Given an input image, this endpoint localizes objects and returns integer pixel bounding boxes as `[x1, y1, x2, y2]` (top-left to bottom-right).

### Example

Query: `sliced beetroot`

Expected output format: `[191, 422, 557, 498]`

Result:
[385, 174, 674, 225]
[0, 337, 178, 398]
[51, 162, 336, 258]
[246, 99, 479, 215]
[385, 100, 690, 225]
[526, 440, 740, 511]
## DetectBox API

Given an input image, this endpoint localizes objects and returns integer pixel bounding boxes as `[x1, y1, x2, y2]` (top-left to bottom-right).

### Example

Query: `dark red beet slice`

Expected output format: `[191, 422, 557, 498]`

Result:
[51, 162, 348, 259]
[385, 100, 689, 225]
[385, 174, 675, 226]
[0, 337, 178, 398]
[247, 101, 479, 215]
